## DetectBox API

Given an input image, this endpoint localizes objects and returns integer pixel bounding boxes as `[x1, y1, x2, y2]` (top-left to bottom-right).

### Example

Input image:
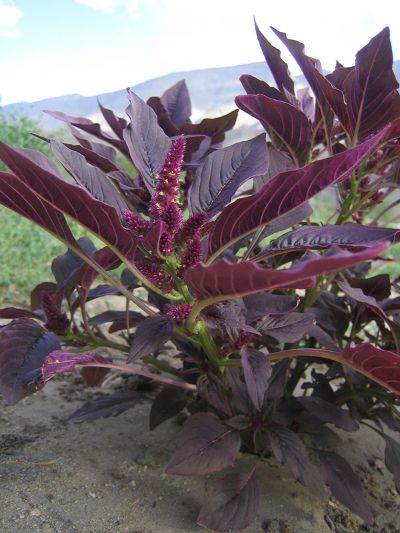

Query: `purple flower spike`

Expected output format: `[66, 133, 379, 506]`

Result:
[175, 211, 208, 245]
[164, 303, 193, 321]
[162, 202, 184, 234]
[178, 237, 202, 277]
[159, 232, 174, 257]
[122, 209, 151, 238]
[135, 261, 175, 293]
[150, 136, 186, 221]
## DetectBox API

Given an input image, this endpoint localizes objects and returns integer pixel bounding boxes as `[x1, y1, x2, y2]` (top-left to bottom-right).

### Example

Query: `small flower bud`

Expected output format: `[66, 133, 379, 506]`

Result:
[135, 261, 175, 293]
[164, 303, 193, 321]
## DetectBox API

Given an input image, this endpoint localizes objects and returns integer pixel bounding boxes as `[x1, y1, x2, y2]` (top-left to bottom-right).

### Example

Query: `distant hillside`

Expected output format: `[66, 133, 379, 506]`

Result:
[2, 60, 400, 132]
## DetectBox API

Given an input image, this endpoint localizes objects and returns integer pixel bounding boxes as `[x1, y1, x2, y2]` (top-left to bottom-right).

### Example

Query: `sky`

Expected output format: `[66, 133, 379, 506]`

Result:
[0, 0, 400, 105]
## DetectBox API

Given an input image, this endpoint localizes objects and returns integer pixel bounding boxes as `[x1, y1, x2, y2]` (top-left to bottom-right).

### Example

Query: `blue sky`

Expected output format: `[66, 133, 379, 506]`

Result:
[1, 0, 400, 105]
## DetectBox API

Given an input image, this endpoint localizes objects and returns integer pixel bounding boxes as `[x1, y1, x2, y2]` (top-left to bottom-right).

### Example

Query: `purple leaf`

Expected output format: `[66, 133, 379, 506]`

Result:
[0, 142, 137, 257]
[270, 342, 400, 396]
[0, 308, 43, 320]
[185, 244, 388, 307]
[253, 143, 295, 192]
[189, 134, 268, 217]
[128, 316, 173, 362]
[208, 127, 394, 257]
[41, 350, 109, 382]
[236, 94, 311, 166]
[244, 293, 299, 323]
[181, 110, 238, 146]
[0, 319, 60, 405]
[240, 347, 271, 411]
[149, 387, 187, 430]
[298, 397, 359, 431]
[197, 375, 232, 416]
[165, 412, 241, 475]
[240, 74, 289, 102]
[268, 425, 324, 496]
[384, 434, 400, 492]
[197, 467, 259, 532]
[254, 20, 294, 94]
[51, 237, 96, 291]
[123, 89, 172, 192]
[160, 79, 192, 129]
[337, 279, 400, 346]
[0, 171, 77, 249]
[68, 391, 140, 423]
[343, 27, 400, 139]
[319, 452, 373, 524]
[80, 366, 109, 387]
[43, 109, 129, 156]
[88, 310, 143, 328]
[50, 140, 127, 213]
[257, 223, 400, 260]
[97, 98, 127, 140]
[147, 96, 180, 137]
[271, 27, 348, 133]
[259, 312, 315, 343]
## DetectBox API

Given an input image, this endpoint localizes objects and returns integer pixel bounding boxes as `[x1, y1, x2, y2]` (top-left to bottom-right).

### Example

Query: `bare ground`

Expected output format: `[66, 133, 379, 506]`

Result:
[1, 376, 399, 533]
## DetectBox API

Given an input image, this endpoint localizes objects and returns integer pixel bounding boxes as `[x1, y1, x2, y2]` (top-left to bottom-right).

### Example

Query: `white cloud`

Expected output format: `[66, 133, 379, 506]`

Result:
[1, 27, 19, 38]
[0, 1, 22, 38]
[74, 0, 138, 15]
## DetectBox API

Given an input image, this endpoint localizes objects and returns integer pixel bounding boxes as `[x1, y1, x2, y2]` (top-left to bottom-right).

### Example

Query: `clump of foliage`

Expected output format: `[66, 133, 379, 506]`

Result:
[1, 22, 400, 532]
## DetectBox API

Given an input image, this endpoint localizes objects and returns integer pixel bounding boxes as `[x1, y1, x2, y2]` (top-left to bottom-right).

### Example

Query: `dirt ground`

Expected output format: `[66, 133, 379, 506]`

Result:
[1, 375, 399, 533]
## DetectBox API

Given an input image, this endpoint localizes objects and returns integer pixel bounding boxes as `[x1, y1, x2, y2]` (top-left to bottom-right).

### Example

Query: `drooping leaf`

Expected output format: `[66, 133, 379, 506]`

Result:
[0, 141, 137, 257]
[257, 223, 400, 260]
[68, 391, 140, 423]
[197, 467, 259, 532]
[51, 237, 97, 291]
[128, 316, 173, 362]
[43, 109, 129, 156]
[0, 171, 77, 249]
[259, 312, 315, 343]
[123, 89, 172, 192]
[254, 20, 294, 94]
[236, 94, 311, 166]
[88, 310, 143, 328]
[50, 140, 127, 213]
[240, 347, 271, 411]
[189, 134, 268, 217]
[319, 452, 373, 524]
[298, 396, 359, 431]
[208, 127, 394, 257]
[269, 342, 400, 396]
[0, 319, 60, 405]
[268, 425, 324, 496]
[165, 412, 241, 475]
[41, 350, 109, 382]
[160, 79, 192, 129]
[244, 293, 299, 323]
[181, 109, 238, 146]
[185, 244, 388, 310]
[384, 434, 400, 492]
[343, 27, 400, 139]
[0, 308, 43, 320]
[149, 387, 187, 430]
[337, 279, 400, 347]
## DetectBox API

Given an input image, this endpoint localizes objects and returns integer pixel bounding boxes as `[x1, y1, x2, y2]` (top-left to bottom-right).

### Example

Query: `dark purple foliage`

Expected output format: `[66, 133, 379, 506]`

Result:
[1, 25, 400, 533]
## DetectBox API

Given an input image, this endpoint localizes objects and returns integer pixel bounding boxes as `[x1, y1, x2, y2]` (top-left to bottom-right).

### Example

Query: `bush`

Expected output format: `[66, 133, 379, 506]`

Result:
[1, 23, 400, 532]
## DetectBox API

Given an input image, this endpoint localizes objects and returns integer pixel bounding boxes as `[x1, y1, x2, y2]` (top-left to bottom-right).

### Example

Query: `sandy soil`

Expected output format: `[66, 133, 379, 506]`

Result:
[1, 375, 399, 533]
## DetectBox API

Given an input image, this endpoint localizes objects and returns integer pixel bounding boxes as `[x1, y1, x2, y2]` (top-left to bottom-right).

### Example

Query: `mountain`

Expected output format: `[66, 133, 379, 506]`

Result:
[2, 60, 400, 132]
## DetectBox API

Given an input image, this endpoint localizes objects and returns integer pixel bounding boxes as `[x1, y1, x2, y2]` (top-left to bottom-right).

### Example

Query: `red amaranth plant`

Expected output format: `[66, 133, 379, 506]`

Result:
[1, 23, 400, 532]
